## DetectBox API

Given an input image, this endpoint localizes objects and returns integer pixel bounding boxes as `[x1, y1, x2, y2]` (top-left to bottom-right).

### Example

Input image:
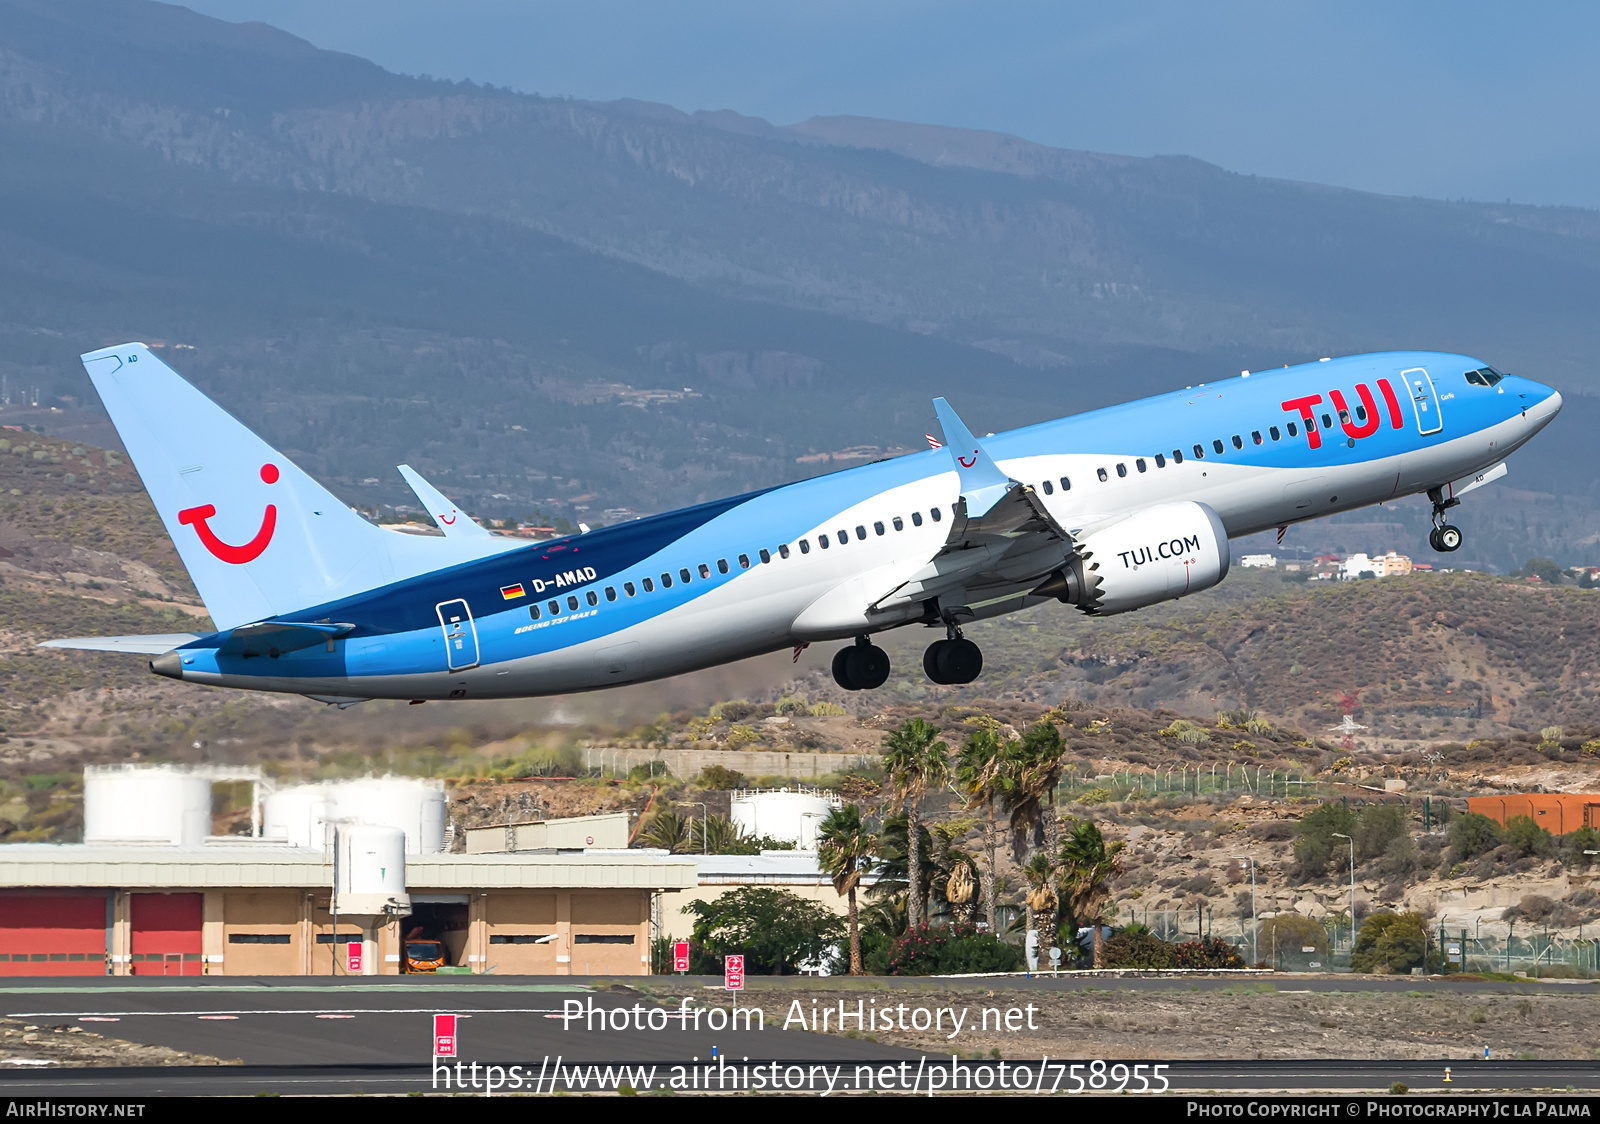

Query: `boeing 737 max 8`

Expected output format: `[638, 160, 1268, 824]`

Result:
[42, 346, 1561, 705]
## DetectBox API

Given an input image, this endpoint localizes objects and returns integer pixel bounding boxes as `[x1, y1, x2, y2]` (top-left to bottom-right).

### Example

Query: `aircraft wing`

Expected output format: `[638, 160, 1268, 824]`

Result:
[40, 633, 205, 654]
[397, 465, 492, 538]
[870, 400, 1075, 613]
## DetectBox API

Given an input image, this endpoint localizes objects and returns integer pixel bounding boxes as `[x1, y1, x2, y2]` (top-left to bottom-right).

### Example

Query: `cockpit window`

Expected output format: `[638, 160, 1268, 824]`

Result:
[1465, 367, 1505, 387]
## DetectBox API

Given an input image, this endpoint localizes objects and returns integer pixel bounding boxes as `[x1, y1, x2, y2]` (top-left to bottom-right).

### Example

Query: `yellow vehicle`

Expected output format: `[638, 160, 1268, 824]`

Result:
[405, 939, 446, 973]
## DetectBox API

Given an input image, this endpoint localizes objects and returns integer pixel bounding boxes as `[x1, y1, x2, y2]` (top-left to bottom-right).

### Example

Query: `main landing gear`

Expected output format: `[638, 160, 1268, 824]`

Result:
[1426, 485, 1463, 553]
[924, 625, 983, 686]
[832, 636, 890, 691]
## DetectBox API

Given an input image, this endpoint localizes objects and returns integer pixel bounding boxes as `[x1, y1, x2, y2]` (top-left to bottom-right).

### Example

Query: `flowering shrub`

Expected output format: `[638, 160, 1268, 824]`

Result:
[884, 923, 1023, 976]
[1170, 936, 1247, 969]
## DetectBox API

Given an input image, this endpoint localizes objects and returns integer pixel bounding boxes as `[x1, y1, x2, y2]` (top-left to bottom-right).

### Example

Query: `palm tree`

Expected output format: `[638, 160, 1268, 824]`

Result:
[955, 727, 1005, 934]
[1058, 819, 1125, 968]
[999, 721, 1067, 861]
[690, 814, 749, 855]
[1022, 851, 1060, 966]
[881, 717, 949, 929]
[637, 809, 691, 853]
[817, 804, 875, 975]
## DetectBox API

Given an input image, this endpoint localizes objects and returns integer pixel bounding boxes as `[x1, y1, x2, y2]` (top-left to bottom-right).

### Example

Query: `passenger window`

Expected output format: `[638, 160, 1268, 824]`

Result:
[738, 554, 749, 569]
[1154, 454, 1165, 468]
[873, 521, 884, 536]
[604, 586, 617, 602]
[549, 600, 561, 615]
[1042, 480, 1053, 495]
[1337, 409, 1350, 424]
[718, 559, 730, 574]
[1117, 463, 1128, 477]
[779, 544, 790, 559]
[585, 591, 598, 607]
[1097, 467, 1108, 482]
[819, 535, 829, 549]
[836, 528, 848, 542]
[1356, 405, 1367, 421]
[660, 573, 673, 588]
[698, 563, 711, 579]
[1288, 422, 1299, 437]
[912, 512, 923, 526]
[1212, 439, 1224, 454]
[1321, 413, 1333, 429]
[1231, 435, 1243, 450]
[1269, 426, 1280, 440]
[858, 524, 869, 539]
[1135, 458, 1146, 473]
[799, 540, 810, 554]
[680, 568, 692, 583]
[931, 508, 942, 522]
[624, 581, 636, 596]
[892, 516, 904, 530]
[642, 578, 654, 593]
[1306, 416, 1317, 432]
[1172, 449, 1183, 464]
[1060, 476, 1071, 491]
[529, 604, 541, 620]
[1193, 444, 1205, 458]
[1251, 431, 1262, 445]
[568, 595, 580, 611]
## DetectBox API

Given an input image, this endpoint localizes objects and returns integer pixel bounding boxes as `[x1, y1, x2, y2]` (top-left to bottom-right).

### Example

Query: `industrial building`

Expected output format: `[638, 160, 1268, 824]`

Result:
[0, 766, 693, 977]
[1467, 793, 1600, 835]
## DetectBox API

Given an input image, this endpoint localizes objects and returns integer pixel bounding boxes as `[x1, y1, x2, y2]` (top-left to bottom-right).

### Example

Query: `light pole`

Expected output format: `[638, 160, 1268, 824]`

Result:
[1331, 832, 1356, 951]
[678, 801, 708, 854]
[1248, 855, 1258, 966]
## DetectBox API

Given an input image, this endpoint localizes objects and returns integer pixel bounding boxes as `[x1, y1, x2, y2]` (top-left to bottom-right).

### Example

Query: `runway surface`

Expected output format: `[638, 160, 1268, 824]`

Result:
[2, 975, 1595, 1096]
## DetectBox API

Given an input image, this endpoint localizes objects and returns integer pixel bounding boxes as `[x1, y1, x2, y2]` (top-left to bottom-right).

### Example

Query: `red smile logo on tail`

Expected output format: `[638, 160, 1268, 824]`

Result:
[178, 464, 279, 565]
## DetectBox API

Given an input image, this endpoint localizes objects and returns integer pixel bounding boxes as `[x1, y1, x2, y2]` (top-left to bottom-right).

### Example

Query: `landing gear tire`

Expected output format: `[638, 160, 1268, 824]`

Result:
[923, 637, 983, 685]
[832, 640, 890, 691]
[1428, 528, 1443, 552]
[1436, 524, 1462, 552]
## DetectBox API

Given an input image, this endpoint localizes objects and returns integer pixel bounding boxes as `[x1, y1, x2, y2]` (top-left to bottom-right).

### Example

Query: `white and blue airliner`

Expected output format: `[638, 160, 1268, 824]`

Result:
[44, 345, 1561, 704]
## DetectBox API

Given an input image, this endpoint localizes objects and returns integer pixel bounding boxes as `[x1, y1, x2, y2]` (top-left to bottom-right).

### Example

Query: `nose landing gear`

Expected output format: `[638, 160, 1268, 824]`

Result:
[831, 635, 890, 691]
[1426, 485, 1463, 553]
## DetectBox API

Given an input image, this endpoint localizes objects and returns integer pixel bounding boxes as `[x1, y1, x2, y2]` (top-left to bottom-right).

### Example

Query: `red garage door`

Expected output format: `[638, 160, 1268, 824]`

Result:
[131, 893, 203, 976]
[0, 893, 108, 976]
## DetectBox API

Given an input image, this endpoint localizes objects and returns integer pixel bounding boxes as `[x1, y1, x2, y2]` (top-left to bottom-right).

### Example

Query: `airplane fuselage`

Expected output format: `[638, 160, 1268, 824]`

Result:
[141, 350, 1561, 702]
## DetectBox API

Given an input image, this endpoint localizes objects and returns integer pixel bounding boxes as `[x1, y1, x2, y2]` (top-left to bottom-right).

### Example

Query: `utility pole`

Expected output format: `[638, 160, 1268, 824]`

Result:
[1331, 832, 1356, 952]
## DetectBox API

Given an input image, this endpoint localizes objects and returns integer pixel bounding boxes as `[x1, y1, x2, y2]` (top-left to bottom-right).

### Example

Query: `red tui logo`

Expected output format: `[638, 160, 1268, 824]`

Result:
[177, 464, 279, 565]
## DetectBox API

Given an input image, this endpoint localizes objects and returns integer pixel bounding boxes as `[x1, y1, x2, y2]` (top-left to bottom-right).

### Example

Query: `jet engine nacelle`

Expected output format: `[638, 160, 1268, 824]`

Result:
[1036, 501, 1230, 615]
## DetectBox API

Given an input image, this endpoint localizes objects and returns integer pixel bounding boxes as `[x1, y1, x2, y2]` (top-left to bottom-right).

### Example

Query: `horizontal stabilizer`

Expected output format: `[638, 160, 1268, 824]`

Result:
[932, 397, 1014, 517]
[217, 621, 354, 659]
[40, 633, 203, 654]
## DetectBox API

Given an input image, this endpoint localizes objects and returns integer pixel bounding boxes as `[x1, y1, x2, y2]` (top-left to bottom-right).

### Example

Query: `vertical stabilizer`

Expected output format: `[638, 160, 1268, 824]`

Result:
[81, 343, 403, 630]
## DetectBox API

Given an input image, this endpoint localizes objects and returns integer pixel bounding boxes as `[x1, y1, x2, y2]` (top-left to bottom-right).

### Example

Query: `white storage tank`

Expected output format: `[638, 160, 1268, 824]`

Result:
[729, 788, 840, 850]
[263, 777, 446, 853]
[84, 764, 212, 846]
[335, 824, 409, 917]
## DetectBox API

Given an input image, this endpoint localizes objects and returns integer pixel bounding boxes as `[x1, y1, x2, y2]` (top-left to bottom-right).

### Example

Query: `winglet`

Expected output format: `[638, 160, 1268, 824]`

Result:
[932, 397, 1014, 517]
[397, 465, 491, 538]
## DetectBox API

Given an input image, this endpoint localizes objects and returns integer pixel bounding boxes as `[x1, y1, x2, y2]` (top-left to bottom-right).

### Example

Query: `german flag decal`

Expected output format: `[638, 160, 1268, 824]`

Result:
[500, 583, 527, 600]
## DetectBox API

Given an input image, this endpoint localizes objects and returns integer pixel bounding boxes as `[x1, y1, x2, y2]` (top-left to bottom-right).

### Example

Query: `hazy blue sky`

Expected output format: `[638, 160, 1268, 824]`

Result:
[186, 1, 1600, 209]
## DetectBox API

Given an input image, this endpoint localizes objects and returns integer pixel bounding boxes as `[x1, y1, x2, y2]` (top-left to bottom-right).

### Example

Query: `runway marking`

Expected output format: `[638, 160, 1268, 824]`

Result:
[315, 1014, 355, 1019]
[198, 1015, 238, 1021]
[22, 1008, 556, 1018]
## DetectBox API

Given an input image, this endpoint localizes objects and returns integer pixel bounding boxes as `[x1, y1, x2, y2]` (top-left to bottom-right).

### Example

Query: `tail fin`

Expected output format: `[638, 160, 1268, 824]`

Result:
[82, 343, 407, 630]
